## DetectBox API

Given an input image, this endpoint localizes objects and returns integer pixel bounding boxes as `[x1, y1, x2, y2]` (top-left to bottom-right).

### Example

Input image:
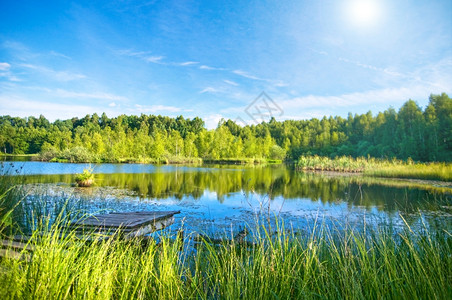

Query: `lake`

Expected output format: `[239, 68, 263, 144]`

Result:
[2, 160, 451, 237]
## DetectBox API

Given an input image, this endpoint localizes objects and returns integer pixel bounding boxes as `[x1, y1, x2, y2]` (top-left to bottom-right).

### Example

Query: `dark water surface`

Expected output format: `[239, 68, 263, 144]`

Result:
[3, 161, 451, 236]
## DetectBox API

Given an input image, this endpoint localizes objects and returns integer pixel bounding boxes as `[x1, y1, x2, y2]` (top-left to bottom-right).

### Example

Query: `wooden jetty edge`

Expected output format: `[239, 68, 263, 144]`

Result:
[0, 211, 180, 260]
[71, 211, 181, 238]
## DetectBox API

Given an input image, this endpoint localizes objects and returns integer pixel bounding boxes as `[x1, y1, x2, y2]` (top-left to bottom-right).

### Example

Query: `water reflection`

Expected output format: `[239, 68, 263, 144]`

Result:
[4, 162, 451, 236]
[21, 166, 451, 214]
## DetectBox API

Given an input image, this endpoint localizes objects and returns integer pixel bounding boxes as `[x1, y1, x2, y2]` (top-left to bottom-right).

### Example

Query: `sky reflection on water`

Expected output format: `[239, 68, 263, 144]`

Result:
[4, 161, 451, 236]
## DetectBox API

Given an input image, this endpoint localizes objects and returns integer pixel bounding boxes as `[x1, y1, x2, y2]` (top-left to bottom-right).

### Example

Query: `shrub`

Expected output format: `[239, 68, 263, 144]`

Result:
[62, 147, 93, 163]
[269, 145, 286, 160]
[75, 168, 94, 187]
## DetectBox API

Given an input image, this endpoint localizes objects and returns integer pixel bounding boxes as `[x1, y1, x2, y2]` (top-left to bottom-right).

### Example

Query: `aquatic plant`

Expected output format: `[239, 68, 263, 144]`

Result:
[75, 168, 95, 187]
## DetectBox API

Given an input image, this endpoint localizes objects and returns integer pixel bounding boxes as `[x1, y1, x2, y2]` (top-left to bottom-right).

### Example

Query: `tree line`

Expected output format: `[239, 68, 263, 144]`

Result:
[0, 93, 450, 162]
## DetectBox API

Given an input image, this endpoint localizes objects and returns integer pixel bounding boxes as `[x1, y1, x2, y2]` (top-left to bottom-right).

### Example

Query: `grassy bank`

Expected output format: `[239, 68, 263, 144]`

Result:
[296, 155, 452, 181]
[0, 154, 38, 157]
[0, 219, 450, 299]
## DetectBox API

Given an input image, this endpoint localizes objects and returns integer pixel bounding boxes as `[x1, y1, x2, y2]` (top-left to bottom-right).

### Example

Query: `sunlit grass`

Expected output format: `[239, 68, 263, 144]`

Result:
[296, 155, 452, 181]
[0, 217, 450, 299]
[365, 163, 452, 181]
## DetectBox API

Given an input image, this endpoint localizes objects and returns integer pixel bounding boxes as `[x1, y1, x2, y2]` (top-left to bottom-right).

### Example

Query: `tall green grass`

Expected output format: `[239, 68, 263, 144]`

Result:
[0, 163, 28, 236]
[296, 155, 452, 181]
[0, 217, 450, 299]
[365, 162, 452, 181]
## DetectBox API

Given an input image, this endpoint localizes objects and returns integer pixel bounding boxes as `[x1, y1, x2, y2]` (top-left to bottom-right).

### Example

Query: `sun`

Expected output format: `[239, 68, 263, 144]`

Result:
[345, 0, 382, 29]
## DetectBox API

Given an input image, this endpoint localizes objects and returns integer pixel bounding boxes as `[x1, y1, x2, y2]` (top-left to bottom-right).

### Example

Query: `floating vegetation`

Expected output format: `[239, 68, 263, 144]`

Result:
[75, 168, 95, 187]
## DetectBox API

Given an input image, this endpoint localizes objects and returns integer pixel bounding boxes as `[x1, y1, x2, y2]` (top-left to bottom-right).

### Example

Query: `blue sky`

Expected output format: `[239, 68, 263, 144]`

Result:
[0, 0, 451, 128]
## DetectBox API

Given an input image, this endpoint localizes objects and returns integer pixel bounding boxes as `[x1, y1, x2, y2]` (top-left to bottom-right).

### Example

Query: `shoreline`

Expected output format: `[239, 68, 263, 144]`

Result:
[2, 155, 284, 166]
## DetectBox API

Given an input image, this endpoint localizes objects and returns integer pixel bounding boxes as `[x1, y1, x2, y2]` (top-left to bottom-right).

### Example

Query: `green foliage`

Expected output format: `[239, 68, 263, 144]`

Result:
[62, 147, 93, 163]
[297, 155, 371, 172]
[269, 144, 287, 160]
[36, 147, 60, 161]
[74, 168, 94, 183]
[75, 168, 95, 187]
[0, 93, 451, 163]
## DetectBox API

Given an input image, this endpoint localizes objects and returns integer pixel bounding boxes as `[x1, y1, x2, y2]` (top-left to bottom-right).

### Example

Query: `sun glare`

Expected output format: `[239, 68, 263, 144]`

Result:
[346, 0, 382, 29]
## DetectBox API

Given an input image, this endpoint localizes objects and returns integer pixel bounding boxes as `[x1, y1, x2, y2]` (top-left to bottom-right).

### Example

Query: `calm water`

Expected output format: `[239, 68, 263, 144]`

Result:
[3, 161, 452, 236]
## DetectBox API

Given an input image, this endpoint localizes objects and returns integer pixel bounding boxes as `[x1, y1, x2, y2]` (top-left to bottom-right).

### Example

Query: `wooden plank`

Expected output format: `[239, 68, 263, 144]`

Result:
[73, 211, 180, 229]
[125, 216, 175, 238]
[76, 212, 156, 227]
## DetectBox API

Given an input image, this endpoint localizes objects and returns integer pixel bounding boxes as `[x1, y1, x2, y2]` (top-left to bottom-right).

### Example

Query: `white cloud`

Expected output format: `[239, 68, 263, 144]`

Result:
[200, 65, 213, 70]
[0, 96, 188, 122]
[223, 79, 239, 86]
[7, 76, 21, 82]
[116, 49, 151, 57]
[132, 104, 182, 113]
[274, 81, 289, 87]
[279, 85, 446, 111]
[1, 86, 128, 102]
[49, 51, 71, 60]
[117, 49, 201, 68]
[408, 57, 452, 90]
[339, 57, 404, 77]
[20, 63, 86, 81]
[178, 61, 198, 66]
[200, 87, 221, 94]
[52, 89, 128, 101]
[0, 62, 21, 81]
[280, 112, 330, 121]
[233, 70, 263, 80]
[0, 62, 11, 71]
[145, 56, 165, 63]
[0, 96, 120, 121]
[2, 41, 36, 61]
[309, 48, 328, 56]
[199, 65, 225, 71]
[203, 113, 224, 129]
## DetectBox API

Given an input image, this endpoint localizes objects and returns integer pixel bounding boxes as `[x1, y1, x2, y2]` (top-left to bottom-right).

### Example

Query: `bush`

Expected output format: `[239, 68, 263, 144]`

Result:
[36, 148, 60, 161]
[61, 147, 93, 163]
[75, 168, 94, 187]
[269, 145, 286, 160]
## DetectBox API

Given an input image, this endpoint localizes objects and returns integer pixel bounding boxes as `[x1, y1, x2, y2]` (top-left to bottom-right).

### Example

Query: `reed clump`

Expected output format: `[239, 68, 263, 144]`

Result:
[75, 168, 95, 187]
[296, 155, 452, 181]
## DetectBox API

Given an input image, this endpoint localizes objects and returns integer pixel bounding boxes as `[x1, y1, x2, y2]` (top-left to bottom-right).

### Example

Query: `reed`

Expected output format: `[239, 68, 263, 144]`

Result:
[365, 162, 452, 181]
[296, 155, 452, 181]
[0, 216, 450, 299]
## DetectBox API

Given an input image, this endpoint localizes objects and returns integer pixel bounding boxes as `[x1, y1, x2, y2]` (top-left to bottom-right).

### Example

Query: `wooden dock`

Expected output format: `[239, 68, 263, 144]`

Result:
[0, 211, 180, 260]
[71, 211, 180, 238]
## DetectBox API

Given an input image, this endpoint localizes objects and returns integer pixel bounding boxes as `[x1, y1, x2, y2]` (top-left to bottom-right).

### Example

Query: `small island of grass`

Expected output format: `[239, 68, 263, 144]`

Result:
[75, 168, 94, 187]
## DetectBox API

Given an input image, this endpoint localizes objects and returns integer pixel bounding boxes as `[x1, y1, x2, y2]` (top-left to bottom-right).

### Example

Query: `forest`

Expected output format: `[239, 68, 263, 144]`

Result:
[0, 93, 450, 163]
